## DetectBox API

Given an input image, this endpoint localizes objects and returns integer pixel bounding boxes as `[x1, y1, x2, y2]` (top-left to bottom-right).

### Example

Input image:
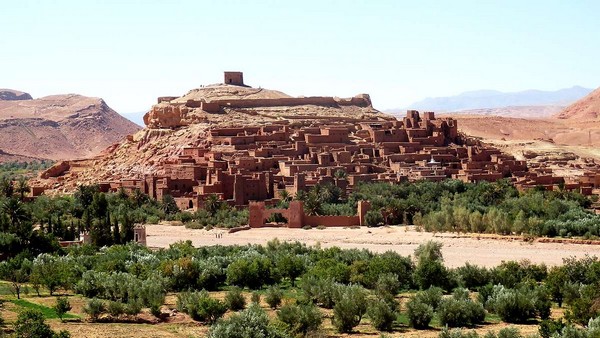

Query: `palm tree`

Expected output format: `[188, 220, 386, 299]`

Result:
[2, 197, 32, 239]
[204, 194, 221, 216]
[16, 176, 29, 201]
[0, 176, 14, 198]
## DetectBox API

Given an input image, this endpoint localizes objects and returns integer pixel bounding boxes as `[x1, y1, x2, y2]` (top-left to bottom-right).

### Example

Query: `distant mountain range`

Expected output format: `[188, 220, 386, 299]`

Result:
[389, 86, 593, 113]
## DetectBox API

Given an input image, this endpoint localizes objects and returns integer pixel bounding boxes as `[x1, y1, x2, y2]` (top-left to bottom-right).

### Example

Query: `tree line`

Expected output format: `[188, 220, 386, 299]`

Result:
[2, 239, 600, 337]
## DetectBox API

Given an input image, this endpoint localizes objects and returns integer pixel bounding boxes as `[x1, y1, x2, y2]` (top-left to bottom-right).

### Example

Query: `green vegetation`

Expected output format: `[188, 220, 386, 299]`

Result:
[11, 299, 78, 320]
[13, 309, 71, 338]
[309, 179, 600, 239]
[3, 178, 600, 336]
[0, 160, 54, 180]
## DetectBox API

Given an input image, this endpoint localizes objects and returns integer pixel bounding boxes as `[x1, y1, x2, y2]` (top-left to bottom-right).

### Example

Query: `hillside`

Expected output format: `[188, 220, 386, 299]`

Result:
[0, 93, 141, 162]
[394, 86, 592, 113]
[555, 87, 600, 120]
[33, 78, 387, 192]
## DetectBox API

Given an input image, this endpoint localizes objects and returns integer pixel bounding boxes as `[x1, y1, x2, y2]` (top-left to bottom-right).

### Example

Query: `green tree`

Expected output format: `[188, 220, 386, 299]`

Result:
[16, 176, 29, 201]
[332, 285, 368, 333]
[162, 194, 179, 215]
[0, 254, 31, 299]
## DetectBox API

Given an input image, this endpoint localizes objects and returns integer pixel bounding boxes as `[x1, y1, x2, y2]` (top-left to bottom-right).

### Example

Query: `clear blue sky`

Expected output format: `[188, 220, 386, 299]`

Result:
[2, 0, 599, 113]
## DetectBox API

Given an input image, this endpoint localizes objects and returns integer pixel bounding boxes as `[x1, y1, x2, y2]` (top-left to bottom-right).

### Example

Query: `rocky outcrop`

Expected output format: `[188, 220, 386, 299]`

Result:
[143, 85, 378, 129]
[40, 161, 70, 179]
[0, 89, 32, 101]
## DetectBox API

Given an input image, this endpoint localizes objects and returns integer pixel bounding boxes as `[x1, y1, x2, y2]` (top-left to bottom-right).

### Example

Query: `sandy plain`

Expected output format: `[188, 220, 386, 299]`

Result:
[146, 224, 600, 268]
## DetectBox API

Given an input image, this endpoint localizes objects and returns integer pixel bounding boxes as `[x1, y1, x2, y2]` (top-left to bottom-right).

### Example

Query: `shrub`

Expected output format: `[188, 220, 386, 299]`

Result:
[14, 309, 71, 338]
[277, 302, 323, 336]
[414, 286, 443, 310]
[251, 291, 261, 304]
[124, 299, 142, 316]
[367, 297, 397, 332]
[54, 296, 72, 322]
[208, 304, 288, 338]
[83, 298, 105, 322]
[438, 328, 481, 338]
[225, 287, 246, 311]
[331, 285, 368, 333]
[406, 296, 434, 329]
[146, 215, 160, 224]
[365, 210, 384, 227]
[265, 285, 283, 309]
[437, 294, 485, 327]
[177, 290, 226, 323]
[300, 277, 343, 309]
[375, 273, 401, 296]
[485, 285, 549, 323]
[107, 301, 125, 318]
[538, 318, 566, 338]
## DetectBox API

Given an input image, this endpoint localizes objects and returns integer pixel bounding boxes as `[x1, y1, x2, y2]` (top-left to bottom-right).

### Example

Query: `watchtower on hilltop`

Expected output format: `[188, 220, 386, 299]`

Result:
[224, 71, 244, 86]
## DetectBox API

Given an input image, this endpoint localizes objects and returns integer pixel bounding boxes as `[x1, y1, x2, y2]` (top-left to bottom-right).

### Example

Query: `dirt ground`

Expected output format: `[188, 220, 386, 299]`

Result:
[147, 224, 600, 268]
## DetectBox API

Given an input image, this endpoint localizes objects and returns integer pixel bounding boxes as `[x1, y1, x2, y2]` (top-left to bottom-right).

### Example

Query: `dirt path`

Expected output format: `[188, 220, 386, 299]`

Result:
[146, 225, 600, 267]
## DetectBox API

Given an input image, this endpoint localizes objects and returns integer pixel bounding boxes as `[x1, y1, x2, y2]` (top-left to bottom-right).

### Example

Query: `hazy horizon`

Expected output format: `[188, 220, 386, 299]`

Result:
[2, 0, 599, 114]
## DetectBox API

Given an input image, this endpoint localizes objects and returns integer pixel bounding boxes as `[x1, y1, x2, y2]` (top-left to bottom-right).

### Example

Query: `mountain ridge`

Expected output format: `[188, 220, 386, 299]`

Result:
[0, 92, 141, 162]
[388, 86, 593, 112]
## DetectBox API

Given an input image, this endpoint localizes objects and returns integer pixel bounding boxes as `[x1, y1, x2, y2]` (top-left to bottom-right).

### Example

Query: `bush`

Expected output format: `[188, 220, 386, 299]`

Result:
[225, 287, 246, 311]
[14, 309, 71, 338]
[83, 298, 105, 322]
[265, 285, 283, 309]
[365, 210, 384, 227]
[208, 304, 288, 338]
[332, 285, 368, 333]
[177, 290, 227, 323]
[367, 297, 397, 331]
[277, 302, 323, 336]
[538, 318, 566, 338]
[486, 285, 549, 323]
[107, 301, 125, 318]
[375, 273, 401, 296]
[414, 286, 443, 310]
[251, 291, 261, 304]
[406, 296, 434, 329]
[124, 299, 142, 316]
[437, 293, 485, 328]
[54, 296, 72, 322]
[300, 276, 339, 309]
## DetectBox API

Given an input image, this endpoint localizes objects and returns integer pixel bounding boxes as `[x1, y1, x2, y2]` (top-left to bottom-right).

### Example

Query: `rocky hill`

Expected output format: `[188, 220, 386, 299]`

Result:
[555, 87, 600, 120]
[34, 78, 388, 192]
[0, 92, 141, 162]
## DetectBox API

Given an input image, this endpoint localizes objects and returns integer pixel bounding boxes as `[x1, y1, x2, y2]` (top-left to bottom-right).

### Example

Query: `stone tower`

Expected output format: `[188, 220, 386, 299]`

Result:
[224, 71, 244, 86]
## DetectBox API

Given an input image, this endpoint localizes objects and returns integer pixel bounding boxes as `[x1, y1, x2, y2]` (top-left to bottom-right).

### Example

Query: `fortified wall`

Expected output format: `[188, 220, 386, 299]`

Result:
[143, 72, 373, 128]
